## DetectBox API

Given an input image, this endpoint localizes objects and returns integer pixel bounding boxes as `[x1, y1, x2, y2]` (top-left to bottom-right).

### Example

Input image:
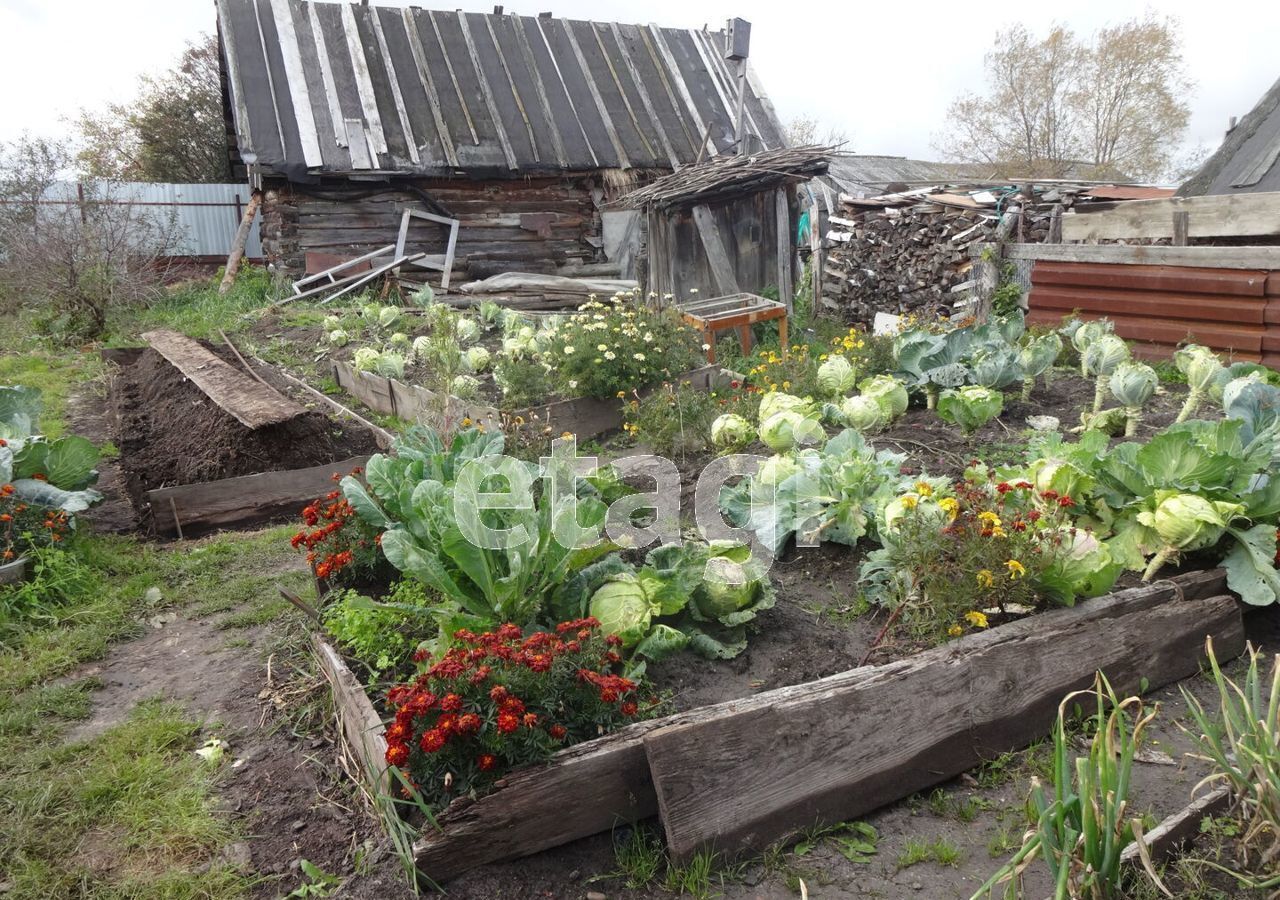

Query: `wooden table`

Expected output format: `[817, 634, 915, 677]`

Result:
[677, 292, 788, 363]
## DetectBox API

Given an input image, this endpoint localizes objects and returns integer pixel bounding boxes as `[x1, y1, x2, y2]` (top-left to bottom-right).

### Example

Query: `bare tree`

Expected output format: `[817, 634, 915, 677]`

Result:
[75, 34, 231, 184]
[937, 16, 1191, 181]
[787, 115, 850, 149]
[0, 136, 184, 339]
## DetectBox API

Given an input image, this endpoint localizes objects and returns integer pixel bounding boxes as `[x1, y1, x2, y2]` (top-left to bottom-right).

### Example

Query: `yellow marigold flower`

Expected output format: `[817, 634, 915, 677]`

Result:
[915, 481, 934, 497]
[1005, 559, 1027, 580]
[977, 511, 1002, 528]
[947, 624, 963, 638]
[560, 431, 573, 440]
[990, 526, 1007, 538]
[964, 611, 989, 629]
[782, 380, 791, 390]
[976, 569, 996, 589]
[901, 494, 918, 509]
[617, 390, 626, 398]
[939, 497, 959, 519]
[461, 417, 472, 427]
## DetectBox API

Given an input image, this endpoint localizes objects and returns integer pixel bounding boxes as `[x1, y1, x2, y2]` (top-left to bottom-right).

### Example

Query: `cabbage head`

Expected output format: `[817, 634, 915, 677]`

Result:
[859, 375, 909, 419]
[1019, 333, 1062, 378]
[388, 332, 411, 351]
[1137, 491, 1243, 553]
[1109, 362, 1158, 433]
[377, 306, 401, 328]
[327, 329, 350, 347]
[936, 386, 1003, 434]
[760, 409, 825, 451]
[450, 374, 480, 399]
[710, 413, 754, 450]
[1039, 528, 1121, 603]
[695, 552, 767, 621]
[456, 317, 481, 345]
[758, 391, 812, 424]
[839, 395, 886, 432]
[756, 453, 800, 486]
[464, 346, 492, 373]
[1173, 344, 1227, 423]
[588, 573, 658, 648]
[1082, 334, 1130, 378]
[322, 314, 342, 330]
[352, 347, 380, 373]
[816, 355, 857, 396]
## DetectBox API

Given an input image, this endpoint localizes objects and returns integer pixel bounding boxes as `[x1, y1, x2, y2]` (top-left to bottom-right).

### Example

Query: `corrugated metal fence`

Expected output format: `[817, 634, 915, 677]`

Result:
[20, 182, 262, 259]
[1026, 259, 1280, 365]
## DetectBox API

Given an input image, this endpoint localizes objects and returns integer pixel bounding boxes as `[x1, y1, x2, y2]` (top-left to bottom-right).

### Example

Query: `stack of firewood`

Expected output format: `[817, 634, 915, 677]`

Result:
[822, 202, 1050, 326]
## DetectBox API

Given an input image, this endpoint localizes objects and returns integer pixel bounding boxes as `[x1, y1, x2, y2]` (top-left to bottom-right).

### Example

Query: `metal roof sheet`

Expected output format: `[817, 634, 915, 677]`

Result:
[217, 0, 786, 179]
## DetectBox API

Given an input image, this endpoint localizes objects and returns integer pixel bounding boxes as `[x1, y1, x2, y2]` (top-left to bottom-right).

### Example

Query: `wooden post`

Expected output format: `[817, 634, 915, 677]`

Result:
[1048, 204, 1063, 244]
[219, 189, 262, 295]
[1172, 210, 1190, 247]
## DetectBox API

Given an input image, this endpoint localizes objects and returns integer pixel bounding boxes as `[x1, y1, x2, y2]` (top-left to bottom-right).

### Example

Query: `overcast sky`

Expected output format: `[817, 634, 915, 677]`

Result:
[1, 0, 1275, 176]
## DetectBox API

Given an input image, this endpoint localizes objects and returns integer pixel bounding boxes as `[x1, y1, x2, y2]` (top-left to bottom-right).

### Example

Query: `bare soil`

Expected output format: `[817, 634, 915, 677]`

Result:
[109, 346, 379, 522]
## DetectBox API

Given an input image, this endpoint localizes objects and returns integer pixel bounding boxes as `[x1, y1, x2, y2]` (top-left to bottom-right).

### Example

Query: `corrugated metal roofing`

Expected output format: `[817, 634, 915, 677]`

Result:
[216, 0, 786, 179]
[1180, 75, 1280, 197]
[36, 182, 262, 257]
[803, 155, 967, 211]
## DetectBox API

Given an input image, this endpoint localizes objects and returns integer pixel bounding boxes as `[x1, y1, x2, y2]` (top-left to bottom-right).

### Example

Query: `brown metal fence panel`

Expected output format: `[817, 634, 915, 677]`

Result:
[1026, 260, 1280, 364]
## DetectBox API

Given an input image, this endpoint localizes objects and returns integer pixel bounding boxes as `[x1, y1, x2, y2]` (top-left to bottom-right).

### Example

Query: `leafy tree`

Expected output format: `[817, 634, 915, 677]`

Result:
[937, 15, 1191, 181]
[75, 34, 230, 184]
[786, 115, 850, 149]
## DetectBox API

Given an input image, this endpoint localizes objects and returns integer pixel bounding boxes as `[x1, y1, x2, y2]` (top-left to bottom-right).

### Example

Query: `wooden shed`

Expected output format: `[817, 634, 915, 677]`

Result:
[618, 147, 829, 306]
[214, 0, 787, 283]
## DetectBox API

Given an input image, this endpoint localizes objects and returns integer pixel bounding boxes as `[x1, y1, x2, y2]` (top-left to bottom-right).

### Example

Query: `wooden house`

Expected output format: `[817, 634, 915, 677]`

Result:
[214, 0, 787, 283]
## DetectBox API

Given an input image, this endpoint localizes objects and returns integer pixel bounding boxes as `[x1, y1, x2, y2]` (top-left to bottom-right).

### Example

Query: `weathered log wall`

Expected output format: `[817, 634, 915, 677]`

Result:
[259, 175, 612, 280]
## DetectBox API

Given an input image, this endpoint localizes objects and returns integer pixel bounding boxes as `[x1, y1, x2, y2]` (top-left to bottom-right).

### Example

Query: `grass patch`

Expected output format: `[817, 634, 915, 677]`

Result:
[0, 698, 254, 899]
[0, 344, 104, 438]
[112, 266, 276, 343]
[896, 837, 963, 870]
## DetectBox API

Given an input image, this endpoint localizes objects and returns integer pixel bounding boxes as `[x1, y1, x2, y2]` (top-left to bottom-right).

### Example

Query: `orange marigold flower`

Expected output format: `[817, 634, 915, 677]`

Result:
[477, 753, 497, 772]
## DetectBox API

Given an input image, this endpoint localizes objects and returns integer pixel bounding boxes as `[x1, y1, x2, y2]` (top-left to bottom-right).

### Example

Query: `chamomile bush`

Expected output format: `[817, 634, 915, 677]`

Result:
[546, 296, 702, 400]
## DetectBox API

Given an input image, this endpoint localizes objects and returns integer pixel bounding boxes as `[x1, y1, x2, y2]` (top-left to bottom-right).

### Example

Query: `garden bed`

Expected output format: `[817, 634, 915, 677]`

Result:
[332, 359, 723, 439]
[312, 568, 1244, 883]
[105, 345, 384, 535]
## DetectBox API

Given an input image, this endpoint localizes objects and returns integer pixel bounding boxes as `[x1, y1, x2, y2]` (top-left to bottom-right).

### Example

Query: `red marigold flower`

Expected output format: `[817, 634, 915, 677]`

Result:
[477, 753, 497, 772]
[457, 713, 482, 735]
[440, 693, 463, 713]
[1058, 496, 1076, 508]
[1041, 489, 1059, 500]
[604, 635, 623, 648]
[32, 473, 47, 481]
[577, 629, 592, 641]
[489, 685, 509, 704]
[436, 713, 458, 734]
[548, 724, 567, 740]
[600, 688, 619, 704]
[996, 482, 1012, 494]
[501, 696, 526, 716]
[1015, 481, 1034, 490]
[385, 722, 410, 743]
[385, 743, 409, 766]
[419, 729, 447, 753]
[496, 713, 520, 734]
[1028, 510, 1042, 522]
[522, 712, 538, 728]
[620, 701, 638, 716]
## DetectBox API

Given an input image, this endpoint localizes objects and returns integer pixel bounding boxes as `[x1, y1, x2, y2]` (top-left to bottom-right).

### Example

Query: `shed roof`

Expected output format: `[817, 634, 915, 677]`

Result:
[216, 0, 786, 180]
[617, 145, 831, 210]
[1180, 75, 1280, 196]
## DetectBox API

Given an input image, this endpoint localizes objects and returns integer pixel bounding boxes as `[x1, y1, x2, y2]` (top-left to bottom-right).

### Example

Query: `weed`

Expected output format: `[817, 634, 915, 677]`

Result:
[663, 848, 719, 899]
[287, 859, 341, 896]
[610, 824, 666, 888]
[987, 825, 1020, 858]
[897, 837, 963, 869]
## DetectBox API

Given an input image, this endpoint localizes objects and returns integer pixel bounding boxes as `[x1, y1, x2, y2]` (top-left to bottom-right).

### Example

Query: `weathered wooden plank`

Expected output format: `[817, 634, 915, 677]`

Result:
[340, 3, 389, 156]
[1062, 192, 1280, 241]
[1121, 788, 1232, 868]
[775, 188, 793, 311]
[141, 330, 305, 429]
[644, 578, 1242, 861]
[409, 571, 1230, 880]
[313, 635, 390, 794]
[148, 455, 370, 536]
[990, 243, 1280, 270]
[692, 204, 741, 295]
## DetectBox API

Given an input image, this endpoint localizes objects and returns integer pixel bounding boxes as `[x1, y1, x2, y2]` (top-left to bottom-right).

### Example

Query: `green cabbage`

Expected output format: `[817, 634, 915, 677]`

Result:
[464, 346, 492, 373]
[322, 315, 341, 330]
[388, 332, 411, 351]
[817, 355, 857, 396]
[1109, 361, 1158, 436]
[456, 317, 481, 345]
[588, 573, 657, 648]
[936, 386, 1003, 434]
[450, 374, 480, 399]
[327, 329, 350, 347]
[1174, 344, 1226, 423]
[758, 391, 812, 423]
[1018, 333, 1063, 400]
[756, 454, 800, 486]
[710, 413, 754, 450]
[352, 347, 380, 373]
[760, 409, 825, 452]
[1083, 334, 1131, 413]
[377, 306, 401, 328]
[839, 395, 886, 432]
[859, 375, 909, 418]
[695, 553, 765, 620]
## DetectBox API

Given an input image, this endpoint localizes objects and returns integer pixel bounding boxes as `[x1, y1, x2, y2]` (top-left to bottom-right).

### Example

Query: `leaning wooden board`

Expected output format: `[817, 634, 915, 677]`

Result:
[147, 455, 370, 536]
[313, 635, 390, 795]
[142, 329, 306, 429]
[643, 577, 1244, 861]
[314, 569, 1241, 881]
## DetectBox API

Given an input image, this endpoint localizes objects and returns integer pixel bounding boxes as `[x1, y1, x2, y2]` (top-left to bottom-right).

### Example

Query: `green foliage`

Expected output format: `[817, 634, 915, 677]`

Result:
[624, 380, 719, 458]
[1180, 639, 1280, 874]
[547, 296, 703, 400]
[124, 265, 274, 340]
[938, 385, 1005, 435]
[898, 837, 963, 869]
[492, 352, 554, 410]
[0, 547, 97, 643]
[322, 581, 431, 681]
[972, 674, 1158, 900]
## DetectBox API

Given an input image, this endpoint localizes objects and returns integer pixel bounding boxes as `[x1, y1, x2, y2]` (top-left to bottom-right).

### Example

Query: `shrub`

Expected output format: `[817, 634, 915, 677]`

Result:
[548, 297, 703, 400]
[623, 381, 718, 458]
[382, 619, 656, 808]
[322, 580, 431, 682]
[290, 467, 384, 588]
